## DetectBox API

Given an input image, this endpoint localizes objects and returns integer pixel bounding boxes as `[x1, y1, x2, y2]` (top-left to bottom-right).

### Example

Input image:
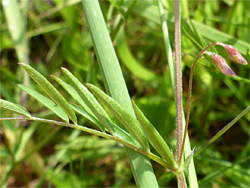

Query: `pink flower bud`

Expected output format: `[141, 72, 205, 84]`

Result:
[217, 42, 248, 65]
[204, 52, 236, 77]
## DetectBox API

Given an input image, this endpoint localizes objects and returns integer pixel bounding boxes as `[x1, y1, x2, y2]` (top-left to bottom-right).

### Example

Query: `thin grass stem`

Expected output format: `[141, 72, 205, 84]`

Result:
[157, 0, 175, 94]
[2, 0, 30, 106]
[194, 105, 250, 157]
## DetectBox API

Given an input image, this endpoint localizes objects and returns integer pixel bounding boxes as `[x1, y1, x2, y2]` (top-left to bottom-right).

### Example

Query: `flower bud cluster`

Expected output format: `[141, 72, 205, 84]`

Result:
[203, 52, 236, 76]
[203, 43, 248, 76]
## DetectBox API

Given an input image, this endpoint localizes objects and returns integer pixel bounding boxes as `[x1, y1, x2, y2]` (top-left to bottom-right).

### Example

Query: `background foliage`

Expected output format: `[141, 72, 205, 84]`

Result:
[1, 0, 249, 187]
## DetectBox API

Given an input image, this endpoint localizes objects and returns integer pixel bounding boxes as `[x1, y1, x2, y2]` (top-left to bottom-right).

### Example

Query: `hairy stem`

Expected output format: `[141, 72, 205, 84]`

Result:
[174, 0, 183, 165]
[179, 42, 217, 165]
[177, 172, 187, 188]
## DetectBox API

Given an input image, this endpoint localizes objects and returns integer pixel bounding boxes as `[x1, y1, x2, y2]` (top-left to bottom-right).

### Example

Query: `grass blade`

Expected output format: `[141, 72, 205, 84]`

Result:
[116, 28, 160, 82]
[81, 0, 159, 186]
[195, 105, 250, 157]
[192, 20, 250, 54]
[86, 83, 149, 150]
[157, 0, 175, 92]
[19, 63, 77, 124]
[18, 84, 69, 122]
[0, 99, 31, 117]
[2, 0, 28, 62]
[2, 0, 30, 104]
[199, 157, 250, 186]
[132, 2, 250, 55]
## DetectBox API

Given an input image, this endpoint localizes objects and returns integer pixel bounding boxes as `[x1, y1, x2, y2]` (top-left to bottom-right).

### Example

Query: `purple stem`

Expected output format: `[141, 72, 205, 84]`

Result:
[178, 42, 218, 166]
[174, 0, 183, 165]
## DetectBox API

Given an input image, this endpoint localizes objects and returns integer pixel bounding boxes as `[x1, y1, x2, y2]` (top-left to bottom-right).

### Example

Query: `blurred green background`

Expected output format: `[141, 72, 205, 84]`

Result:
[1, 0, 249, 187]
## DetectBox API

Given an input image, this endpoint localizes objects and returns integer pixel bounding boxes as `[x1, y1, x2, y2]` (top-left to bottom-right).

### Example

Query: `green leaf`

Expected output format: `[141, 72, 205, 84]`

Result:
[19, 63, 77, 124]
[132, 1, 250, 55]
[86, 83, 149, 150]
[131, 100, 177, 168]
[0, 99, 31, 117]
[71, 104, 137, 146]
[61, 68, 137, 146]
[18, 84, 69, 122]
[112, 125, 139, 147]
[116, 28, 160, 82]
[69, 103, 101, 128]
[51, 75, 94, 117]
[192, 20, 250, 54]
[61, 67, 111, 133]
[199, 157, 250, 187]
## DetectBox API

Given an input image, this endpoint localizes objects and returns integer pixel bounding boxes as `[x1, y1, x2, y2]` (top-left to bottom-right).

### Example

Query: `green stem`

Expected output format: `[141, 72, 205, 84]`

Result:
[0, 117, 178, 172]
[194, 105, 250, 157]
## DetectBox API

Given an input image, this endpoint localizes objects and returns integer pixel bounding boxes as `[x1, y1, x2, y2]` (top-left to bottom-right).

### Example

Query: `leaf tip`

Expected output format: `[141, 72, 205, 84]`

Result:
[85, 83, 93, 90]
[131, 99, 136, 109]
[61, 67, 67, 71]
[18, 62, 25, 66]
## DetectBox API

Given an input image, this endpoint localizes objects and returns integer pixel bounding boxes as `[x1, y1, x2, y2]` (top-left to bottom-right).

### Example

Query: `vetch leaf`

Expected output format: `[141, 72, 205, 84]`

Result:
[69, 103, 101, 129]
[19, 63, 77, 124]
[0, 99, 31, 117]
[132, 100, 177, 169]
[70, 103, 137, 146]
[61, 68, 137, 145]
[61, 67, 111, 133]
[86, 83, 149, 150]
[18, 84, 69, 122]
[51, 75, 94, 116]
[112, 125, 139, 146]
